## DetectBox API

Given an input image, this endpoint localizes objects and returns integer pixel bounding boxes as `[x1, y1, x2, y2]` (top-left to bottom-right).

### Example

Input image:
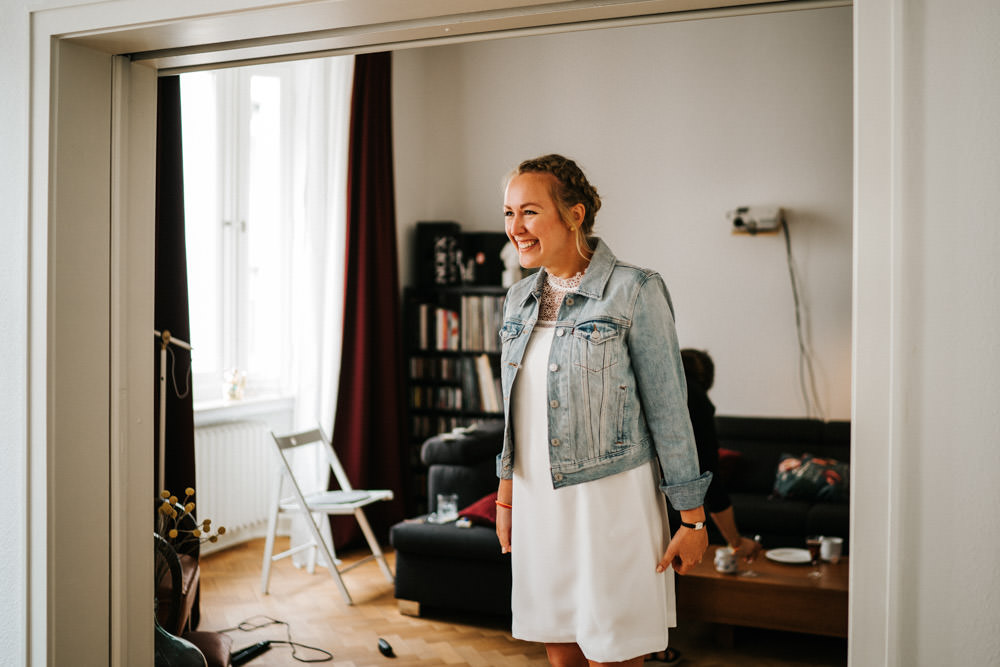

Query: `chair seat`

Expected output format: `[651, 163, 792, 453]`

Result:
[156, 551, 200, 635]
[279, 489, 393, 513]
[182, 631, 233, 667]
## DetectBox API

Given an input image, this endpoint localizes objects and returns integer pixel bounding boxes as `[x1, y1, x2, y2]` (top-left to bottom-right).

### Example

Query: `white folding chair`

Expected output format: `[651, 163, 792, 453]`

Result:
[260, 427, 394, 605]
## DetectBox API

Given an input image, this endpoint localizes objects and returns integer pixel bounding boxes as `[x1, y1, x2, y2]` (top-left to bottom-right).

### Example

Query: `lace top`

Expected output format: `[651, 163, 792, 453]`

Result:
[538, 270, 585, 323]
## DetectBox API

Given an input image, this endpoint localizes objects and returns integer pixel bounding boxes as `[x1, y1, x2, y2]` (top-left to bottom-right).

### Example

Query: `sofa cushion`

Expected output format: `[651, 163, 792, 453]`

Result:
[717, 448, 742, 486]
[773, 454, 850, 503]
[715, 416, 850, 495]
[390, 521, 503, 560]
[428, 459, 497, 512]
[460, 492, 498, 526]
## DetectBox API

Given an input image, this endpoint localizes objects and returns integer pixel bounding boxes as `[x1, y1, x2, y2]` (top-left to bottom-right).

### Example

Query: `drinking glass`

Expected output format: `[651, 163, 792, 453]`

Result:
[436, 493, 459, 522]
[806, 535, 823, 578]
[739, 534, 763, 578]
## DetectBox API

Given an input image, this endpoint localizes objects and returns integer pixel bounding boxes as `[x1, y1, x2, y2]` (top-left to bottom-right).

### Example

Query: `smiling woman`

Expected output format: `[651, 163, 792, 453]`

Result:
[496, 154, 712, 667]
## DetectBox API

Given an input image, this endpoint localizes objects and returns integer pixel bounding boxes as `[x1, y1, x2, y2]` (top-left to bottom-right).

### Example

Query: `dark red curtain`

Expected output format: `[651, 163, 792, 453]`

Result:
[154, 75, 197, 498]
[329, 52, 407, 547]
[154, 75, 199, 625]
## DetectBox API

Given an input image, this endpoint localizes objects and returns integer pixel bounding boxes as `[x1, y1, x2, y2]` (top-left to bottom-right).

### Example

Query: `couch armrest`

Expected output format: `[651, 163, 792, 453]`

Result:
[421, 420, 504, 466]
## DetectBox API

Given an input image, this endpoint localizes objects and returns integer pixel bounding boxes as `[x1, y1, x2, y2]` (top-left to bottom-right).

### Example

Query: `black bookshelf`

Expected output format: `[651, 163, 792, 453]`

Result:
[402, 284, 507, 514]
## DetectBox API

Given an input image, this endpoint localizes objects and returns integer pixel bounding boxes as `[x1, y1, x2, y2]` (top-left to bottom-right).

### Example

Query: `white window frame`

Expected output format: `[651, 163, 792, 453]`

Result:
[185, 63, 298, 406]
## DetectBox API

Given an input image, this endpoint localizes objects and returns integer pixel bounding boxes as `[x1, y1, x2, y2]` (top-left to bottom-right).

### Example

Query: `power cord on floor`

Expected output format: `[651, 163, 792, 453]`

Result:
[218, 615, 334, 663]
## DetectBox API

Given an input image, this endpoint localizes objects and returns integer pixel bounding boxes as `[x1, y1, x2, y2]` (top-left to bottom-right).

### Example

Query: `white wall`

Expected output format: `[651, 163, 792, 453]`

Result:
[0, 0, 29, 663]
[892, 0, 1000, 663]
[394, 7, 853, 419]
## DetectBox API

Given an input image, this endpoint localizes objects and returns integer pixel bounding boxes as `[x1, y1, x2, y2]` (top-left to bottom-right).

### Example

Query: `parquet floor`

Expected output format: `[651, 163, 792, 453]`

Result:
[198, 538, 846, 666]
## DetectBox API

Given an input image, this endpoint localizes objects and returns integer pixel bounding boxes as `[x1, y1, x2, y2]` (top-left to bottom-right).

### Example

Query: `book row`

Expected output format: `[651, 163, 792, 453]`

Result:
[410, 357, 503, 414]
[413, 294, 505, 352]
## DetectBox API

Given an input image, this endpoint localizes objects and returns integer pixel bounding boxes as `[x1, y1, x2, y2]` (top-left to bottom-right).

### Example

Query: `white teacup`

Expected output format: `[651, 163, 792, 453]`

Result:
[714, 546, 738, 574]
[820, 536, 844, 564]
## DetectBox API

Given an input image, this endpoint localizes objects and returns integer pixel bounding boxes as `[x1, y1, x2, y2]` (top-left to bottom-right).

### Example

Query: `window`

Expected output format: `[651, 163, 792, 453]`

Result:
[182, 59, 352, 413]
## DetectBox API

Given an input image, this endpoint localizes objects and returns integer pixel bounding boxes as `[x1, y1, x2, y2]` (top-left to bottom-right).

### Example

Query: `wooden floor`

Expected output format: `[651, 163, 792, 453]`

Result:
[198, 538, 846, 666]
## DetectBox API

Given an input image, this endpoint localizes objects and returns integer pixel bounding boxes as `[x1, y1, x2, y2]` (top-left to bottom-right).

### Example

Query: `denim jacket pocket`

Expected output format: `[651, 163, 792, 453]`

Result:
[499, 320, 525, 343]
[572, 319, 623, 373]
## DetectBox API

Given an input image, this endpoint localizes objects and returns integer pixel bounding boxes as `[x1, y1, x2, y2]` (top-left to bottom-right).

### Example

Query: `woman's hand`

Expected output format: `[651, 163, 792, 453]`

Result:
[496, 479, 512, 554]
[657, 526, 708, 575]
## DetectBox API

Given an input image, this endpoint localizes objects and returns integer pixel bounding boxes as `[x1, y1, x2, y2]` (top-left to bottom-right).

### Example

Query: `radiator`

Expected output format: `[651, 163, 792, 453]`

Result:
[194, 420, 275, 551]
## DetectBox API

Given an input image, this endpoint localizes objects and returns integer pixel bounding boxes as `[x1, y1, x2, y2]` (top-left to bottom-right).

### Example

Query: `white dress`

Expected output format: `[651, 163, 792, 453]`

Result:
[510, 323, 676, 663]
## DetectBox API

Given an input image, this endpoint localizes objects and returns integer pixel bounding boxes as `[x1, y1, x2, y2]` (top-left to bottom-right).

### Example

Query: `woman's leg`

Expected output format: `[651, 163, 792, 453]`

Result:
[588, 656, 645, 667]
[545, 643, 588, 667]
[545, 644, 646, 667]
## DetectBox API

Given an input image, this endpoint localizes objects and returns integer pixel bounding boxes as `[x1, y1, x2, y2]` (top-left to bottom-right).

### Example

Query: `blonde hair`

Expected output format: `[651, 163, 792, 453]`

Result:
[507, 154, 602, 235]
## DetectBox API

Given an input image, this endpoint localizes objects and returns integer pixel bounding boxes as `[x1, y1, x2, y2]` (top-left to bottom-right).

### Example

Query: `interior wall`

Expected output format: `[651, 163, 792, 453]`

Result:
[892, 0, 1000, 663]
[0, 0, 28, 662]
[394, 6, 853, 419]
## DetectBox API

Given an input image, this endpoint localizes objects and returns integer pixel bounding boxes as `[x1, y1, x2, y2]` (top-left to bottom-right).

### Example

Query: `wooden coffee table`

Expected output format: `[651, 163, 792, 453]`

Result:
[675, 546, 848, 638]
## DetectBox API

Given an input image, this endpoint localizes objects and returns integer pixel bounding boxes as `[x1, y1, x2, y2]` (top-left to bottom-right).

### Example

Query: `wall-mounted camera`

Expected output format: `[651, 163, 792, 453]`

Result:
[727, 206, 784, 235]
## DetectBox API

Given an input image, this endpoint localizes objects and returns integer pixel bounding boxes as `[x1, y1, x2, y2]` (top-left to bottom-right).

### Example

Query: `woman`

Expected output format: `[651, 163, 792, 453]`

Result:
[494, 154, 712, 667]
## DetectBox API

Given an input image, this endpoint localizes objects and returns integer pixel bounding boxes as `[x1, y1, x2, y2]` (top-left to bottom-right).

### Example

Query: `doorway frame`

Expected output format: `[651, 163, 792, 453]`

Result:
[21, 0, 898, 664]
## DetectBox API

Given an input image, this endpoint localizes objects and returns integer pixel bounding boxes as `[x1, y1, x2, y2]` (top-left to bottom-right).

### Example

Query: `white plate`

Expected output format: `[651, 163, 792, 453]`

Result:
[765, 548, 812, 564]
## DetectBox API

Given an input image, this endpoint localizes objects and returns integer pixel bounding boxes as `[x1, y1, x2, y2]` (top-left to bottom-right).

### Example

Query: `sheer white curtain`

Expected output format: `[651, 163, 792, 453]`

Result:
[284, 55, 354, 567]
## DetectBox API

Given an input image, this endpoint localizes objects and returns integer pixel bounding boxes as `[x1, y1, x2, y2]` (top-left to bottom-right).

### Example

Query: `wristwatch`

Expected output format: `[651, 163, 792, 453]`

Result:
[679, 520, 706, 531]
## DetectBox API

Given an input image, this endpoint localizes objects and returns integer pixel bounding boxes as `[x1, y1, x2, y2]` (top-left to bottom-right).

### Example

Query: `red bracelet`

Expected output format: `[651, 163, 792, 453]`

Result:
[495, 500, 513, 509]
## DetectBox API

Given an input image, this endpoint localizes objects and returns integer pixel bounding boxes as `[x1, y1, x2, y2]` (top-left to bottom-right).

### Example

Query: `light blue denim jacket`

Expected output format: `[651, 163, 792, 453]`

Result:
[496, 238, 711, 511]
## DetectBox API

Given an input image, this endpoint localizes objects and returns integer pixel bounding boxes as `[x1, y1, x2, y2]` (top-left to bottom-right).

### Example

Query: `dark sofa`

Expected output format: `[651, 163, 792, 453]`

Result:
[390, 416, 851, 617]
[671, 416, 851, 554]
[390, 420, 510, 616]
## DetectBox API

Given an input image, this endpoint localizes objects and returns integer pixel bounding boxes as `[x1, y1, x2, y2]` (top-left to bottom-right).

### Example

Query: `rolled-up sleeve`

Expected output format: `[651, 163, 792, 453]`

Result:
[628, 273, 712, 510]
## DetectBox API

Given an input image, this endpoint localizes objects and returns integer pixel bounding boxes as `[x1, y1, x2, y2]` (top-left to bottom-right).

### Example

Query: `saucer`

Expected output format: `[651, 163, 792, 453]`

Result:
[765, 548, 812, 564]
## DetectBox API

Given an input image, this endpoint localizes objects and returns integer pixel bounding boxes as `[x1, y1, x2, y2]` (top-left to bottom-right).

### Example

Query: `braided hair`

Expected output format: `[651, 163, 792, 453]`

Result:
[508, 154, 602, 237]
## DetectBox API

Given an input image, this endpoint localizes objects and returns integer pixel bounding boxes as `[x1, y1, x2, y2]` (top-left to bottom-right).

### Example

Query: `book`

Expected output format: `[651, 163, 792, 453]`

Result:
[475, 354, 500, 413]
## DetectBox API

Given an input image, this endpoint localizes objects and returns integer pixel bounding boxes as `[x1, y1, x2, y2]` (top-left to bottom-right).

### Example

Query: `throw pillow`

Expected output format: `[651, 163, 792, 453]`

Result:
[459, 491, 498, 526]
[717, 447, 743, 486]
[772, 453, 850, 503]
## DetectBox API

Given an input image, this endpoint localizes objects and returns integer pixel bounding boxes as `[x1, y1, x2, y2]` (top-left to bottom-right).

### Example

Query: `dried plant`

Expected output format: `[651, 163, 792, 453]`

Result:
[155, 487, 226, 550]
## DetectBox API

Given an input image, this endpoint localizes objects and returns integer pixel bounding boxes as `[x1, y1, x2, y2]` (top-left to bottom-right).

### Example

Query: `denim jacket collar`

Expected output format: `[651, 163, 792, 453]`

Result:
[517, 237, 616, 307]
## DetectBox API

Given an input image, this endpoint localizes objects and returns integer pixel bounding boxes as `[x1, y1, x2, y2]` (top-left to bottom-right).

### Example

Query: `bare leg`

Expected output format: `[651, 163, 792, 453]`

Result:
[545, 643, 588, 667]
[588, 657, 645, 667]
[545, 644, 646, 667]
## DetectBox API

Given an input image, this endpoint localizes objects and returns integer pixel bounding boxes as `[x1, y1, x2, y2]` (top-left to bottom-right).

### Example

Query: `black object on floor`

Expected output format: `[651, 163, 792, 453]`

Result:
[377, 637, 395, 658]
[231, 640, 271, 665]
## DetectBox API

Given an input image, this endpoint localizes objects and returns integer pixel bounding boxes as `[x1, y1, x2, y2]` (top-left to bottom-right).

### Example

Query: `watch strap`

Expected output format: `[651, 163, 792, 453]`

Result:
[679, 520, 706, 531]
